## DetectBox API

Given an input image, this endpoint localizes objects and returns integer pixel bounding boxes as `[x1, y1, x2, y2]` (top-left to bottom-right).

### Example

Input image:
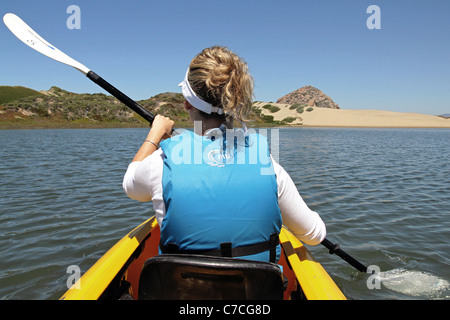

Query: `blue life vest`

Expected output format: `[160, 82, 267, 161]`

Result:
[159, 128, 282, 263]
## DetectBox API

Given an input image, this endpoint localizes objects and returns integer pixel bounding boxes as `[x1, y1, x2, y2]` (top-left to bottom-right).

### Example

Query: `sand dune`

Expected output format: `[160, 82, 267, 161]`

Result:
[254, 102, 450, 128]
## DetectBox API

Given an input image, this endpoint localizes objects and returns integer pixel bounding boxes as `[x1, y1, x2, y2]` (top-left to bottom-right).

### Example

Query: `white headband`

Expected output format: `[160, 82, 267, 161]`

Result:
[178, 68, 224, 115]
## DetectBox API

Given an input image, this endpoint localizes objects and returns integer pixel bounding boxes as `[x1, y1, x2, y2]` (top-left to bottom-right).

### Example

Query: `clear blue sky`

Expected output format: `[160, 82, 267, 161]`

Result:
[1, 0, 449, 115]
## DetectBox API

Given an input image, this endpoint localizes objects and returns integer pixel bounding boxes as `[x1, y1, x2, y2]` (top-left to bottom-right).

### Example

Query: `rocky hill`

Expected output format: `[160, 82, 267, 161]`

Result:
[277, 85, 340, 109]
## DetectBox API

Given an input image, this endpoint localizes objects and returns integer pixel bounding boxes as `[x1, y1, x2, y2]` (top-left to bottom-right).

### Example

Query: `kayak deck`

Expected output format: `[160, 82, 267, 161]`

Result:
[61, 216, 345, 300]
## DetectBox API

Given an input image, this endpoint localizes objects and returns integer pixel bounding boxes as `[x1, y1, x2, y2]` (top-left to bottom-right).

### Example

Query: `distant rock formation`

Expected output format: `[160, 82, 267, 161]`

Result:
[277, 85, 340, 109]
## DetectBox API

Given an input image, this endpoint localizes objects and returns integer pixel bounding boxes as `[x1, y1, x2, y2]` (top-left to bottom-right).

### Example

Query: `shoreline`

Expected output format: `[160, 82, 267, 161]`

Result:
[1, 107, 449, 130]
[299, 124, 450, 129]
[2, 122, 450, 130]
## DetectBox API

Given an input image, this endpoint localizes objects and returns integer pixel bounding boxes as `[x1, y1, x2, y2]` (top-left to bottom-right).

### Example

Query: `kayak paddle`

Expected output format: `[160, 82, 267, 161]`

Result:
[3, 13, 155, 124]
[322, 238, 369, 273]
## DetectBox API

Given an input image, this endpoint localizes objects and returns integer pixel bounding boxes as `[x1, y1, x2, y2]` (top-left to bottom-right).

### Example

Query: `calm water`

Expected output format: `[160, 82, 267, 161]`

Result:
[0, 127, 448, 300]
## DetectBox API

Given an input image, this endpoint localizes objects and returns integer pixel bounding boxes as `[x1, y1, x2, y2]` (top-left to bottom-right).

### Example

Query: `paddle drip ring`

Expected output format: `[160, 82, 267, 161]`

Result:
[328, 243, 340, 255]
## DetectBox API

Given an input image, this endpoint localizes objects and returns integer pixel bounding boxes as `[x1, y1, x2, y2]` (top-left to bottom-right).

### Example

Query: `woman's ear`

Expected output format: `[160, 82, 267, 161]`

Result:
[184, 100, 193, 110]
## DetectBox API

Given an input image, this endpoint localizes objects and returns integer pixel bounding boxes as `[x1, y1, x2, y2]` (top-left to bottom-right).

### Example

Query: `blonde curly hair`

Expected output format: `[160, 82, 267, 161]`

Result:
[187, 46, 254, 121]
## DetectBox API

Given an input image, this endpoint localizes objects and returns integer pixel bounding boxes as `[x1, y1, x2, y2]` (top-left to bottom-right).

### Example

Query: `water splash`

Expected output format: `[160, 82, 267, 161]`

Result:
[377, 268, 449, 298]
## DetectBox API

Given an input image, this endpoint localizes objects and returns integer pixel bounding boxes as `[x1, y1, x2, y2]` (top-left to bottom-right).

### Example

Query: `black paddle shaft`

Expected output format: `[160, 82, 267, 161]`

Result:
[87, 71, 155, 124]
[321, 238, 368, 273]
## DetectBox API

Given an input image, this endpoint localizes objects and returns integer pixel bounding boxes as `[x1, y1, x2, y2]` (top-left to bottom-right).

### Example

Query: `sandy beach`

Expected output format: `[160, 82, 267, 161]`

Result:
[254, 102, 450, 128]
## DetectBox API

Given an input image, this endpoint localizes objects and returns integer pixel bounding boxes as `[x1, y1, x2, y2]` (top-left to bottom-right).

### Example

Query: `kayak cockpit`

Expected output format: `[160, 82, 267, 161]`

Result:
[61, 217, 345, 300]
[138, 254, 285, 300]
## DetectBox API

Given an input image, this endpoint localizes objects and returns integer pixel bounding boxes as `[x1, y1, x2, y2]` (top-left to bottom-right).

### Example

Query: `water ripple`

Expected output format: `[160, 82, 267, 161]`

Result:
[0, 128, 449, 300]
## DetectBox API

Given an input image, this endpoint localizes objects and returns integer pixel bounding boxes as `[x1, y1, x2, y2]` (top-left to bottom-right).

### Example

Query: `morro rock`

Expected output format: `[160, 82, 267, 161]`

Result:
[277, 85, 340, 109]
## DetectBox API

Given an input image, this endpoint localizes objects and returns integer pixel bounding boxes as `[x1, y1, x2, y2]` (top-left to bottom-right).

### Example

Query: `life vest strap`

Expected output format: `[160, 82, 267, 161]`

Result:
[160, 233, 279, 263]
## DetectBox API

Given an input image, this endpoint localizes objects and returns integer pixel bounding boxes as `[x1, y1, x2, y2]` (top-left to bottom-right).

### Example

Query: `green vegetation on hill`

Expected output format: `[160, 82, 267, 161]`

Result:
[0, 86, 44, 104]
[252, 103, 302, 126]
[290, 103, 307, 114]
[0, 85, 302, 129]
[2, 86, 139, 124]
[262, 104, 280, 113]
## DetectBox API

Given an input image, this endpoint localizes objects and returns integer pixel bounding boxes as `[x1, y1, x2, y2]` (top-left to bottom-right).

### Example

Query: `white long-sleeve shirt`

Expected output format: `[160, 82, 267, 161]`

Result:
[123, 149, 326, 246]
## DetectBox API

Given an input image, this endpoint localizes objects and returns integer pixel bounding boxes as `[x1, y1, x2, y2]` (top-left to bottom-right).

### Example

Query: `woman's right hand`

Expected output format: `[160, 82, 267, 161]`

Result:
[147, 115, 175, 143]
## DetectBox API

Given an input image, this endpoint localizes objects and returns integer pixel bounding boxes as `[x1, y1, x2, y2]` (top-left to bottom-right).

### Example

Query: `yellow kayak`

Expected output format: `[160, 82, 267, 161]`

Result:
[60, 216, 346, 300]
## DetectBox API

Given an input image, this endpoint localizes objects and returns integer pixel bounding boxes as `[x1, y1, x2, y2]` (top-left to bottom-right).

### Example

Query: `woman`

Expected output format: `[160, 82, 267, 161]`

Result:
[123, 46, 326, 263]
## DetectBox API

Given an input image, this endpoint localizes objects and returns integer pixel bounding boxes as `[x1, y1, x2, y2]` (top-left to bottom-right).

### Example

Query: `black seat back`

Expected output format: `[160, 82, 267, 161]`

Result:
[138, 254, 284, 300]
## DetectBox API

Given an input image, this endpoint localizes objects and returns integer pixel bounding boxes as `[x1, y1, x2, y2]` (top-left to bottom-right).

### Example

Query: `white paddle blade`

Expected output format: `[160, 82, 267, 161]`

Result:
[3, 13, 90, 75]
